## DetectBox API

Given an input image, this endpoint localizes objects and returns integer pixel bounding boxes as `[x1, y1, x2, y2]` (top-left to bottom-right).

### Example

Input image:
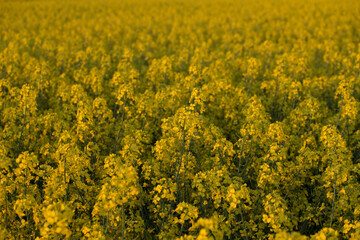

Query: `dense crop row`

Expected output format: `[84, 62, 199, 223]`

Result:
[1, 0, 360, 239]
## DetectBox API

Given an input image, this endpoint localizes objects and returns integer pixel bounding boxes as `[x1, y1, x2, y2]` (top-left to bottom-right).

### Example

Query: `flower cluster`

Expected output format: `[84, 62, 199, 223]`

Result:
[1, 0, 360, 239]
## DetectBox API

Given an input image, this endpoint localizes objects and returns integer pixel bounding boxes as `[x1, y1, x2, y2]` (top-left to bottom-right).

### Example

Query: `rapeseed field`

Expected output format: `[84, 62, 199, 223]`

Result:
[1, 0, 360, 239]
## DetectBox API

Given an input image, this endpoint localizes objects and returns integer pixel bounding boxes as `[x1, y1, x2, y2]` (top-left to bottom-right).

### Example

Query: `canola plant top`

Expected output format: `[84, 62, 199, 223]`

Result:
[1, 0, 360, 239]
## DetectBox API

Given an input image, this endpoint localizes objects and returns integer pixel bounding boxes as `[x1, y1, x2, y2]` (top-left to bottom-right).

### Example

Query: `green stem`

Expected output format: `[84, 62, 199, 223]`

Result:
[239, 204, 249, 240]
[330, 173, 337, 228]
[175, 120, 186, 203]
[121, 203, 125, 240]
[113, 100, 126, 153]
[17, 108, 27, 157]
[64, 156, 68, 203]
[237, 137, 245, 175]
[5, 190, 8, 230]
